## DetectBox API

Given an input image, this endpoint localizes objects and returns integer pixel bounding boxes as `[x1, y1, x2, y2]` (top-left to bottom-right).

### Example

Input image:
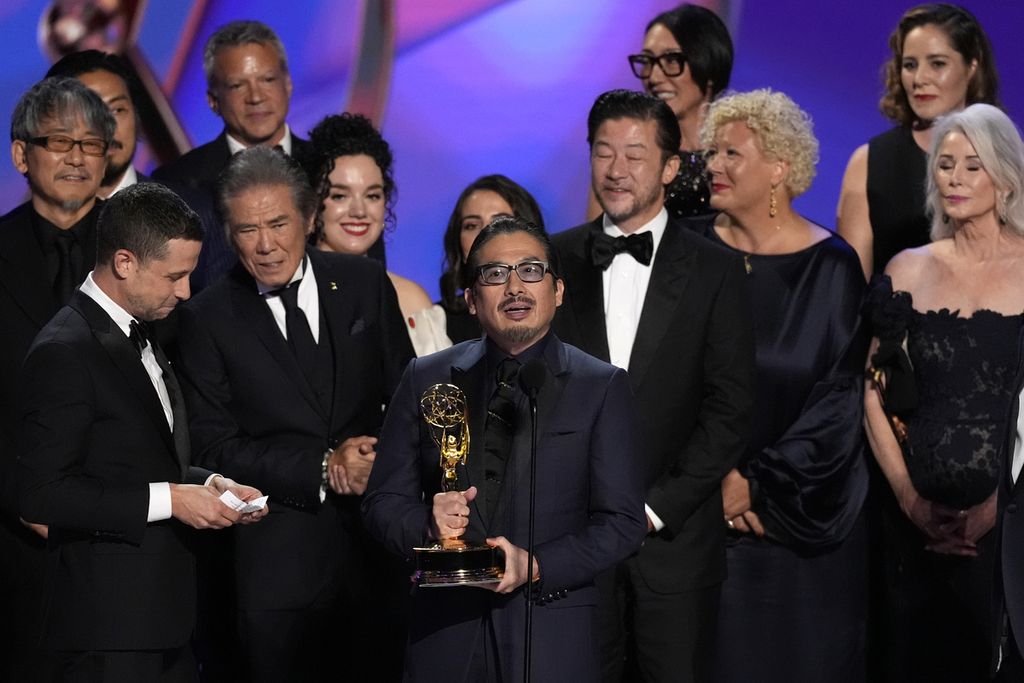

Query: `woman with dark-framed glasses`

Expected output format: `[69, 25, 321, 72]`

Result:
[626, 3, 733, 220]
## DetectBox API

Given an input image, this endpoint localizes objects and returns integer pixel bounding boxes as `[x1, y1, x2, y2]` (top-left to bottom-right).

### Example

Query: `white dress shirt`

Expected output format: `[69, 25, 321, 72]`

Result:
[258, 256, 320, 343]
[100, 164, 138, 199]
[602, 208, 669, 371]
[80, 273, 174, 522]
[226, 124, 293, 156]
[599, 208, 670, 531]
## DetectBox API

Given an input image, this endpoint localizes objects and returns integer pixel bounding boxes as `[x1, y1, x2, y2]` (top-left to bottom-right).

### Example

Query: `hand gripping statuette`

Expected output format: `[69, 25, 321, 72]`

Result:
[414, 383, 501, 586]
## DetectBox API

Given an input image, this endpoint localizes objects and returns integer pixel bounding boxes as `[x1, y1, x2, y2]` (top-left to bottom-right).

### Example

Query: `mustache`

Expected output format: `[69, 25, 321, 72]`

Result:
[499, 295, 535, 311]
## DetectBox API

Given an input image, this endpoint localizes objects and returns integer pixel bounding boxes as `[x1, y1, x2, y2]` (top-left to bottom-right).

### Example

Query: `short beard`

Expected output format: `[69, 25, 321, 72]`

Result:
[102, 158, 131, 187]
[598, 179, 665, 228]
[497, 323, 543, 347]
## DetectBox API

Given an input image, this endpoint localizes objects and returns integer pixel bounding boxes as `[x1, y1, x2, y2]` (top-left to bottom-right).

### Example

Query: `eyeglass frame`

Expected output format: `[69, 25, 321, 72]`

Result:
[26, 135, 109, 158]
[474, 260, 553, 286]
[627, 52, 687, 79]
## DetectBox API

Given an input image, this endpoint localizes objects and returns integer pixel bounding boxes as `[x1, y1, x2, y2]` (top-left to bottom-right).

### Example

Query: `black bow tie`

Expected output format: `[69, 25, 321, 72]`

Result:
[129, 319, 150, 355]
[590, 231, 654, 270]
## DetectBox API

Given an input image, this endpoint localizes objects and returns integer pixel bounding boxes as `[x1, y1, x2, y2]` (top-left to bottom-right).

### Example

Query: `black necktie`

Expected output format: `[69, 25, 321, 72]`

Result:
[276, 281, 319, 386]
[482, 358, 520, 523]
[590, 231, 654, 270]
[129, 319, 150, 355]
[53, 231, 77, 304]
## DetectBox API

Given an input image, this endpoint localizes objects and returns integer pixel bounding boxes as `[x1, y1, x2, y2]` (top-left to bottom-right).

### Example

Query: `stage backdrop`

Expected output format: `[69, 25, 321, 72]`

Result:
[1, 0, 1022, 300]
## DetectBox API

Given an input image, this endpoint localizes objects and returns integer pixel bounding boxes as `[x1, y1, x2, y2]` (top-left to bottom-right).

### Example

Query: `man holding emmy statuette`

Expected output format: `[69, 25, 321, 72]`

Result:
[363, 216, 647, 682]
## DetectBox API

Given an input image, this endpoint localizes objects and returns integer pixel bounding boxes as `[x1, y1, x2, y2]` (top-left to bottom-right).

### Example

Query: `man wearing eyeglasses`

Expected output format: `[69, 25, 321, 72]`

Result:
[364, 216, 647, 682]
[552, 89, 754, 683]
[0, 76, 114, 683]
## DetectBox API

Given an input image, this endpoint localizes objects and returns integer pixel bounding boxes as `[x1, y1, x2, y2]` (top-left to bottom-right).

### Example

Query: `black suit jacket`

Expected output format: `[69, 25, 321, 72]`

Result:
[363, 336, 647, 682]
[18, 291, 211, 651]
[551, 217, 755, 591]
[175, 248, 413, 610]
[996, 342, 1024, 669]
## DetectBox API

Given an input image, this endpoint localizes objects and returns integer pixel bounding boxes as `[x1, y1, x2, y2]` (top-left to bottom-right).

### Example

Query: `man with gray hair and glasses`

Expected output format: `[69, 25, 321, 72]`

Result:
[0, 76, 114, 683]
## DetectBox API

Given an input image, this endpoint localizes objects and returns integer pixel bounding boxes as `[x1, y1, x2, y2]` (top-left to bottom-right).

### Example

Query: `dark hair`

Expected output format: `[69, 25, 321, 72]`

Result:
[440, 175, 544, 311]
[45, 50, 142, 109]
[646, 3, 733, 99]
[880, 3, 999, 125]
[587, 89, 681, 158]
[10, 77, 114, 143]
[216, 146, 316, 238]
[306, 113, 397, 246]
[96, 182, 203, 265]
[203, 20, 288, 86]
[463, 216, 559, 291]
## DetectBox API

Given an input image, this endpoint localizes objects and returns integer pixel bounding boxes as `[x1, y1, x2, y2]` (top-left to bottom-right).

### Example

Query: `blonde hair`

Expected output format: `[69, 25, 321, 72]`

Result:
[699, 88, 818, 198]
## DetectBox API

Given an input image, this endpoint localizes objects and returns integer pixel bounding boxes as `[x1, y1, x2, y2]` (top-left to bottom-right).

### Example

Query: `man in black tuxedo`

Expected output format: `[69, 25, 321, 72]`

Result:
[46, 50, 149, 199]
[175, 147, 414, 682]
[551, 89, 755, 683]
[152, 20, 314, 290]
[996, 379, 1024, 680]
[18, 182, 267, 682]
[363, 217, 647, 681]
[0, 76, 114, 682]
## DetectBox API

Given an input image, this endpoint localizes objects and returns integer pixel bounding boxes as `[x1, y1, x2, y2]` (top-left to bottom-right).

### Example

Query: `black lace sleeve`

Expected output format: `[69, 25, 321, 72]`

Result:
[864, 274, 917, 414]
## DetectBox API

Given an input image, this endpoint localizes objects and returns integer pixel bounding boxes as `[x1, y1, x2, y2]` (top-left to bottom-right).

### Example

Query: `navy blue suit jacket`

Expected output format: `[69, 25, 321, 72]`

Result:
[363, 335, 647, 682]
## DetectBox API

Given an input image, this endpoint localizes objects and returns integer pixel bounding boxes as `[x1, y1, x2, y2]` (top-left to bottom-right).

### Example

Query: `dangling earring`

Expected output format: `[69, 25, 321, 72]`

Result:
[998, 195, 1009, 226]
[999, 213, 1008, 226]
[942, 213, 949, 224]
[769, 186, 778, 218]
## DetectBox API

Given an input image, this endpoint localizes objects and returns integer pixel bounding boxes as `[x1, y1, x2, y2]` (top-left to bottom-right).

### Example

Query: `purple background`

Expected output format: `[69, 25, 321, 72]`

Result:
[1, 0, 1022, 300]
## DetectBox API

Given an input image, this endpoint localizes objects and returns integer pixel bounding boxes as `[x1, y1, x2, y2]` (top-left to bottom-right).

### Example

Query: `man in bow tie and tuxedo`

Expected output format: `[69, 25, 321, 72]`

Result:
[551, 89, 755, 683]
[17, 182, 267, 682]
[174, 147, 413, 682]
[363, 216, 647, 682]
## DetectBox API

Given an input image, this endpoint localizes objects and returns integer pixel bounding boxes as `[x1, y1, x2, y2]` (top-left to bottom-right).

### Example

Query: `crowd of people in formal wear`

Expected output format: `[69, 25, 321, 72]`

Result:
[1, 3, 1023, 682]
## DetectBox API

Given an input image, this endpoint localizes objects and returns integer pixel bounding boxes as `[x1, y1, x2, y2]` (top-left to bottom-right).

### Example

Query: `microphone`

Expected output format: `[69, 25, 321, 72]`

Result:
[519, 358, 547, 398]
[519, 357, 546, 683]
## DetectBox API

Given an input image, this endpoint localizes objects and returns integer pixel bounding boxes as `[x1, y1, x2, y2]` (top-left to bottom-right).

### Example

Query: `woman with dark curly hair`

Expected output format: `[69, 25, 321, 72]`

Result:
[439, 174, 545, 343]
[307, 113, 450, 355]
[837, 3, 1000, 277]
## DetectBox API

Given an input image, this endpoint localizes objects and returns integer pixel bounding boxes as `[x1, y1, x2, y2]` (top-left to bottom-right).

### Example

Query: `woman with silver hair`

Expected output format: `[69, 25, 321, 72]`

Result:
[865, 102, 1024, 681]
[693, 88, 869, 681]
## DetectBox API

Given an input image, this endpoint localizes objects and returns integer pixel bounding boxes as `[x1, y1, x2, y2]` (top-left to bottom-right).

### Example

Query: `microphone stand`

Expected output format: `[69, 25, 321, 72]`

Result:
[523, 388, 538, 683]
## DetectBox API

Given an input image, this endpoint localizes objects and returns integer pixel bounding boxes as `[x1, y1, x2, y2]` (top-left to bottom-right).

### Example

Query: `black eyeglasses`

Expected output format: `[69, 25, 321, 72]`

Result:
[27, 135, 108, 157]
[627, 52, 686, 79]
[476, 260, 552, 286]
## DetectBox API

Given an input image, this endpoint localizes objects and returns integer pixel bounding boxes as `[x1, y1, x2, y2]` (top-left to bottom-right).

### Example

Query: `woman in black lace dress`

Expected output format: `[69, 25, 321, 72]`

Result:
[865, 104, 1024, 682]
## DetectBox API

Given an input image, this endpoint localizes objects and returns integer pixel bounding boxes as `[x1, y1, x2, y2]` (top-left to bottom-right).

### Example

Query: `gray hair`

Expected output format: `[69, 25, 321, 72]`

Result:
[216, 146, 316, 239]
[10, 77, 114, 143]
[927, 103, 1024, 240]
[203, 20, 289, 87]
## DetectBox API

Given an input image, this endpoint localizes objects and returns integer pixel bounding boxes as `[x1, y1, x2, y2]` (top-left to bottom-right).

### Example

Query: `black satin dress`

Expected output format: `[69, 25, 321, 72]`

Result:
[867, 276, 1023, 682]
[867, 127, 930, 273]
[699, 223, 870, 682]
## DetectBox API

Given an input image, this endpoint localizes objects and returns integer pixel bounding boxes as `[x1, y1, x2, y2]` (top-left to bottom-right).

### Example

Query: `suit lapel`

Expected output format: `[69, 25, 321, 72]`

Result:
[227, 265, 327, 422]
[0, 206, 60, 328]
[563, 221, 610, 362]
[152, 342, 190, 478]
[627, 223, 695, 390]
[449, 341, 489, 535]
[311, 250, 356, 431]
[71, 293, 176, 459]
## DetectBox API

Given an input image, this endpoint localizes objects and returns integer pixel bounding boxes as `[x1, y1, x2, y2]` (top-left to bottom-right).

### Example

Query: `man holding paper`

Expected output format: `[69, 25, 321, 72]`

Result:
[17, 182, 267, 682]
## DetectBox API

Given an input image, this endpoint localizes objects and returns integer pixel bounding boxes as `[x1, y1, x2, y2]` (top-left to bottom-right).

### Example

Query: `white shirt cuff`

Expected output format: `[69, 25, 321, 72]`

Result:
[204, 473, 222, 487]
[645, 503, 665, 532]
[147, 482, 172, 522]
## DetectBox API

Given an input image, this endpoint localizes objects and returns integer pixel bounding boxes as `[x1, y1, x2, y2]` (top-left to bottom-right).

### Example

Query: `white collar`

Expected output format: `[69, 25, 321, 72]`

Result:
[602, 206, 669, 257]
[79, 271, 136, 338]
[226, 124, 292, 156]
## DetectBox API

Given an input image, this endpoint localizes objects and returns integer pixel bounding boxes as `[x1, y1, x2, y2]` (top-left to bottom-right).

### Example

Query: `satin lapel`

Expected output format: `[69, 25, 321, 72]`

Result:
[496, 338, 568, 531]
[449, 341, 488, 535]
[312, 252, 356, 431]
[564, 222, 610, 362]
[0, 208, 60, 328]
[71, 293, 175, 457]
[227, 267, 326, 421]
[152, 342, 190, 478]
[627, 224, 695, 390]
